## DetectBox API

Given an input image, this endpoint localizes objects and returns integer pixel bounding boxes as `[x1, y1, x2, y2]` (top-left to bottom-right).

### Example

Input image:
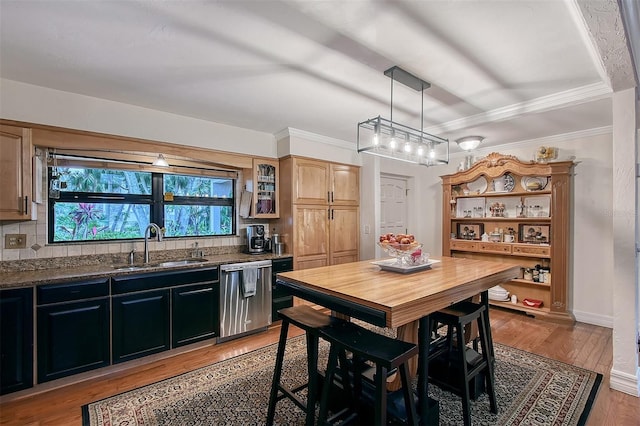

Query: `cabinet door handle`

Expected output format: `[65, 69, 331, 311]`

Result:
[327, 191, 330, 203]
[331, 191, 334, 203]
[327, 208, 330, 219]
[24, 196, 28, 215]
[331, 209, 334, 220]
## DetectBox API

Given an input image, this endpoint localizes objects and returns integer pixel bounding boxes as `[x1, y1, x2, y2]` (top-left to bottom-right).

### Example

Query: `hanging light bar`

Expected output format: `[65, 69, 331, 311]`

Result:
[357, 66, 449, 166]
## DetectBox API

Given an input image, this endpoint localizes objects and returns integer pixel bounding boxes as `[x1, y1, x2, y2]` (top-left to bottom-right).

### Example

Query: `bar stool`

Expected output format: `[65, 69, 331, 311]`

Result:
[266, 305, 346, 426]
[317, 320, 419, 426]
[428, 301, 497, 426]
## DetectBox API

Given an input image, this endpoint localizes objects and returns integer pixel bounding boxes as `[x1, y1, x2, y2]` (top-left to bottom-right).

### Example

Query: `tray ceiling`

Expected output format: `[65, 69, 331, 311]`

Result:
[0, 0, 636, 150]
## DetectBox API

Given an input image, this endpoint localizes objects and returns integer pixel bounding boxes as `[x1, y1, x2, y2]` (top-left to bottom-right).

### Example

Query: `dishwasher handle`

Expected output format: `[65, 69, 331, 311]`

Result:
[220, 262, 272, 272]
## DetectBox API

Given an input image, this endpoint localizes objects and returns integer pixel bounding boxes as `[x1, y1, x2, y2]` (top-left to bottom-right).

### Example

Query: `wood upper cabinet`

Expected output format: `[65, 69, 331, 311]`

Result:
[441, 152, 574, 323]
[251, 158, 279, 218]
[0, 124, 35, 220]
[289, 158, 360, 206]
[330, 164, 360, 205]
[291, 158, 331, 204]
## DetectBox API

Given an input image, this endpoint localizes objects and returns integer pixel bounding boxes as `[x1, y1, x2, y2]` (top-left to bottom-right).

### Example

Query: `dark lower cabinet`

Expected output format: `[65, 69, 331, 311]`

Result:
[112, 289, 170, 364]
[1, 288, 33, 395]
[36, 278, 110, 384]
[172, 283, 218, 347]
[37, 298, 110, 383]
[272, 257, 294, 320]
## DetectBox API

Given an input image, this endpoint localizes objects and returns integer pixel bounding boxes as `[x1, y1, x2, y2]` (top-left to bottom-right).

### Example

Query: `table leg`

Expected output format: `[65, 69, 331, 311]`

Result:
[418, 315, 430, 425]
[480, 290, 495, 362]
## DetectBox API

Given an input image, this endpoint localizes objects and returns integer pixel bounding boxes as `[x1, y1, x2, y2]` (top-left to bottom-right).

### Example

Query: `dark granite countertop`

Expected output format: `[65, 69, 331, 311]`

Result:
[0, 252, 292, 289]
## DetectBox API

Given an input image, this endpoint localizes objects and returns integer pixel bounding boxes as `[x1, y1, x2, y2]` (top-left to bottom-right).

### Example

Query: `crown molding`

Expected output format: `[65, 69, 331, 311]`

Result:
[425, 82, 612, 135]
[274, 127, 354, 149]
[450, 125, 612, 159]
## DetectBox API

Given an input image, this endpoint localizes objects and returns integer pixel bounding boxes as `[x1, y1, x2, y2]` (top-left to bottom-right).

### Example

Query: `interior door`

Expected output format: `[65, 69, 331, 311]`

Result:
[380, 175, 408, 237]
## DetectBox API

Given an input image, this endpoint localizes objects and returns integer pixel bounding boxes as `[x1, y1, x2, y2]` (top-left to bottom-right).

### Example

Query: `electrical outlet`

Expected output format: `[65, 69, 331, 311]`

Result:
[5, 234, 27, 249]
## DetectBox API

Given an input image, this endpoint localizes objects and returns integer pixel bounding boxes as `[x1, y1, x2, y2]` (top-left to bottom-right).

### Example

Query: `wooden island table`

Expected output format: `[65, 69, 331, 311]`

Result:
[276, 256, 520, 424]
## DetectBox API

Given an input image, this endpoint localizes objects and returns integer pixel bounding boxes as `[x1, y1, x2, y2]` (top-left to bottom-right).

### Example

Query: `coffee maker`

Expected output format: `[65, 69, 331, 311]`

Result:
[246, 225, 267, 254]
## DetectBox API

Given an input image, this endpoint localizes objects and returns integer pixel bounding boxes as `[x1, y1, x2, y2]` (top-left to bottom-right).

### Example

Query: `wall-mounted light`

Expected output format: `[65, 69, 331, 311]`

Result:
[152, 154, 169, 167]
[455, 136, 484, 151]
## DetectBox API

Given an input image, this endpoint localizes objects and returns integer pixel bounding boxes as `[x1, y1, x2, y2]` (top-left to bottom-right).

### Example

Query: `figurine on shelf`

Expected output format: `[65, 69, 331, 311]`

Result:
[489, 202, 505, 217]
[535, 146, 557, 163]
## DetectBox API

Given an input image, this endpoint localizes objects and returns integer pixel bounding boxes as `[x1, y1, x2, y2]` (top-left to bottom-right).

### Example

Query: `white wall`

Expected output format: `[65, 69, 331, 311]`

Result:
[358, 130, 615, 327]
[0, 79, 276, 157]
[276, 128, 361, 166]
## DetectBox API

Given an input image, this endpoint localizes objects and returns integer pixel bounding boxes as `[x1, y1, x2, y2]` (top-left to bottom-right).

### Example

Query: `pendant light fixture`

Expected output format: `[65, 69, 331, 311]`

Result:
[357, 66, 449, 166]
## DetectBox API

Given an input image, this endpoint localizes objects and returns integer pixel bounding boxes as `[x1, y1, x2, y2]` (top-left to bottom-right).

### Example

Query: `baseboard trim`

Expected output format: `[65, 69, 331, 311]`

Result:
[573, 309, 613, 328]
[610, 367, 640, 397]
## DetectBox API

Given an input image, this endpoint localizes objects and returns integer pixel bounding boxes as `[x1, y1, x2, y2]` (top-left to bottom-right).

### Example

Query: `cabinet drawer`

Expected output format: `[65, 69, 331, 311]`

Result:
[111, 267, 219, 295]
[450, 240, 479, 251]
[272, 257, 293, 273]
[478, 242, 512, 254]
[512, 244, 550, 257]
[37, 278, 109, 305]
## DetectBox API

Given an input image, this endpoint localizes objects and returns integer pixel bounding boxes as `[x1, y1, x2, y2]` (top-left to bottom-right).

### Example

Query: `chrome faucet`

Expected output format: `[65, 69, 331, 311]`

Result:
[144, 223, 163, 264]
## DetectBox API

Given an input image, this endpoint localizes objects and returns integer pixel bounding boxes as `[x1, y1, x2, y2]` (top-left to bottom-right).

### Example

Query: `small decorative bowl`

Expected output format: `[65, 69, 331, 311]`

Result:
[377, 242, 428, 265]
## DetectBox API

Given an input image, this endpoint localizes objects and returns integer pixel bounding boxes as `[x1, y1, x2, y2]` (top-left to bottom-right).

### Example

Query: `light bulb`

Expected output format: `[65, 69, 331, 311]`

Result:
[153, 154, 169, 167]
[417, 145, 424, 156]
[404, 142, 412, 153]
[389, 137, 397, 150]
[372, 133, 379, 146]
[429, 149, 436, 159]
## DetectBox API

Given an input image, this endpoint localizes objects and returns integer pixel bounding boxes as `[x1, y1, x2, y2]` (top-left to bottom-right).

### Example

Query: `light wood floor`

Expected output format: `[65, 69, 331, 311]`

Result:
[0, 308, 638, 425]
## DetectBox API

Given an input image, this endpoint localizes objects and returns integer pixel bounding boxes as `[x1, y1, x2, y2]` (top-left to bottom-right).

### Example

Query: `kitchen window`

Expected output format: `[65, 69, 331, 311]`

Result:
[47, 164, 236, 243]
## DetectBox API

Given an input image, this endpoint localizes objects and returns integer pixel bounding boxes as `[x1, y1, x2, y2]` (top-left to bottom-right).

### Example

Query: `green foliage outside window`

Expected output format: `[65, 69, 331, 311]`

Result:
[49, 166, 235, 243]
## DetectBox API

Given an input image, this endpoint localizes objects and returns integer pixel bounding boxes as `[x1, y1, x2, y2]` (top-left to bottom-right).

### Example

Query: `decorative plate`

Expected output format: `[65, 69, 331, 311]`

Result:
[503, 173, 515, 192]
[522, 176, 549, 191]
[466, 176, 488, 194]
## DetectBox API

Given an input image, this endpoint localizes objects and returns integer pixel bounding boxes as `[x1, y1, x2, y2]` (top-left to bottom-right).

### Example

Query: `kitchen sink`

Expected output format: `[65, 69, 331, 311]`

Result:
[154, 259, 209, 267]
[112, 265, 148, 271]
[112, 258, 208, 271]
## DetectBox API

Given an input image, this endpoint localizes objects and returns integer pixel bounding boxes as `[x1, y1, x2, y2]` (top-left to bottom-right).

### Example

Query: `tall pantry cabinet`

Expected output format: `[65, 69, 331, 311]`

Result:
[276, 156, 360, 271]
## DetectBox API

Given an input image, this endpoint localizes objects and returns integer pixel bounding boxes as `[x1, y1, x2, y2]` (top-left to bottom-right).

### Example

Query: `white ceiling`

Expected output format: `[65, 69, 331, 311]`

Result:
[0, 0, 636, 151]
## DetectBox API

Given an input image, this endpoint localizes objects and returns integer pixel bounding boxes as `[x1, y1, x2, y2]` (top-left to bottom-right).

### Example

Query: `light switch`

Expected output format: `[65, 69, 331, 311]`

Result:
[5, 234, 27, 249]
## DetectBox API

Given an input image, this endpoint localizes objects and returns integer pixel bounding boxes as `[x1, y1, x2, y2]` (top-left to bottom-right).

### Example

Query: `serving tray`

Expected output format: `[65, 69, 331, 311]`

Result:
[371, 258, 440, 274]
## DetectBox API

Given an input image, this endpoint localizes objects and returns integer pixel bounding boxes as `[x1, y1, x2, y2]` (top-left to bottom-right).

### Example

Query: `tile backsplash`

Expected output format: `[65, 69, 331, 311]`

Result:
[0, 200, 272, 270]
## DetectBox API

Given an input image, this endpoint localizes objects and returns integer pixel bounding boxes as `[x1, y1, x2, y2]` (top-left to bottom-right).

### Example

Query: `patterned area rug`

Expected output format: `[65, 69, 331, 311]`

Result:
[82, 335, 601, 425]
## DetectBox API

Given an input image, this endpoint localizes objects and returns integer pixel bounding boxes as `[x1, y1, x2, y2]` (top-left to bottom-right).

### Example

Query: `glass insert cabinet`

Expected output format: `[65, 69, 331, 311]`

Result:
[251, 158, 279, 219]
[441, 152, 575, 323]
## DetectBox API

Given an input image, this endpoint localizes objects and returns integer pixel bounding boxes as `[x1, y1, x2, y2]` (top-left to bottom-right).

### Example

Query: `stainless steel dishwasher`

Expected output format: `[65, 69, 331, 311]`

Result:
[218, 259, 272, 342]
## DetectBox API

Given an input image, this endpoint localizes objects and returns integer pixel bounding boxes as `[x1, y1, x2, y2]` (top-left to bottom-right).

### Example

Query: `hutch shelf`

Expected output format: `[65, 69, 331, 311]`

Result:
[441, 152, 575, 323]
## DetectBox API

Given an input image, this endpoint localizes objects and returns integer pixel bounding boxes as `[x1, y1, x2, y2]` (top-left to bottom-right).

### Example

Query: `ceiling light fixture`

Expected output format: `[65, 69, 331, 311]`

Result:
[357, 66, 449, 166]
[455, 136, 484, 151]
[152, 154, 169, 167]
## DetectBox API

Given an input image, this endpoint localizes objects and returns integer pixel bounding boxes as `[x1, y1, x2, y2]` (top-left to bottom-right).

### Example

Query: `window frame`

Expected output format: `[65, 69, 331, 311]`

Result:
[47, 162, 237, 243]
